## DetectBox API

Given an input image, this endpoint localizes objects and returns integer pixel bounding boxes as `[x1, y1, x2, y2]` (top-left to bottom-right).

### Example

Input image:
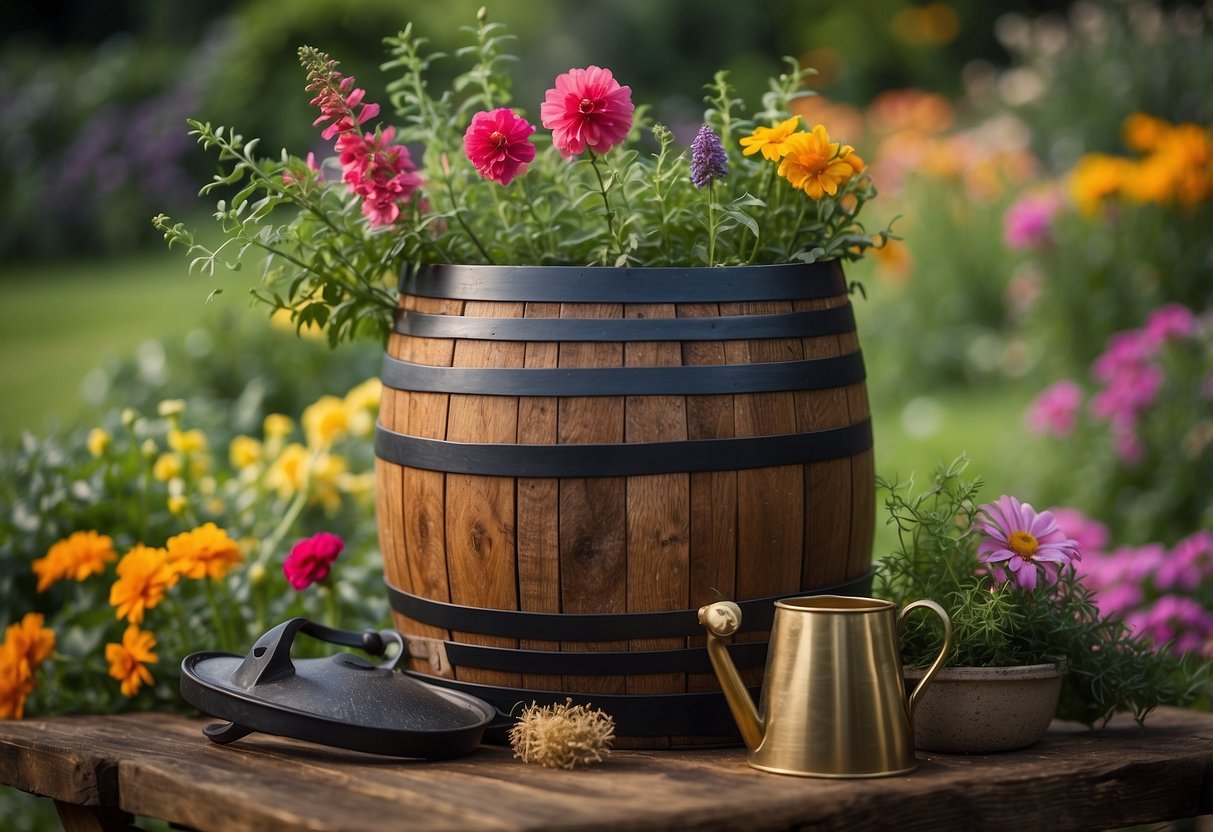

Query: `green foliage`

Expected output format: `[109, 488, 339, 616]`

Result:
[156, 10, 886, 346]
[875, 456, 1205, 726]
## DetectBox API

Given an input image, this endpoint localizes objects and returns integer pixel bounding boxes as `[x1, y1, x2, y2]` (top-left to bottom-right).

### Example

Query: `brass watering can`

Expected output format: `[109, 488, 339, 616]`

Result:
[699, 595, 952, 778]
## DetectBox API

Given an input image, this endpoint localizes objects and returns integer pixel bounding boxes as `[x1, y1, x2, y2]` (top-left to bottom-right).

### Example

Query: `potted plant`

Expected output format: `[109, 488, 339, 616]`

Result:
[152, 9, 892, 743]
[875, 456, 1201, 753]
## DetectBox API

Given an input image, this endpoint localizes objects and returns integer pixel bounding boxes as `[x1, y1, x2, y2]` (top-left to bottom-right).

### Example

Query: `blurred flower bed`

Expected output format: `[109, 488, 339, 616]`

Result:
[1, 313, 387, 719]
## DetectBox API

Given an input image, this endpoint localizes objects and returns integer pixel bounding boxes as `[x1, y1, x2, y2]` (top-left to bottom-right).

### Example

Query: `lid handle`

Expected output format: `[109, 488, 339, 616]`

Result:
[230, 618, 405, 689]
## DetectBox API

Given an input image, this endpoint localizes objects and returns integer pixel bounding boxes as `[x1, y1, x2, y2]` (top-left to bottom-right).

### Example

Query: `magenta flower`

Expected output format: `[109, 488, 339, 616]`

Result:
[540, 66, 634, 158]
[1142, 303, 1195, 349]
[463, 108, 537, 186]
[976, 496, 1081, 591]
[302, 53, 381, 141]
[1002, 190, 1061, 251]
[335, 127, 423, 226]
[283, 532, 344, 591]
[1026, 379, 1084, 437]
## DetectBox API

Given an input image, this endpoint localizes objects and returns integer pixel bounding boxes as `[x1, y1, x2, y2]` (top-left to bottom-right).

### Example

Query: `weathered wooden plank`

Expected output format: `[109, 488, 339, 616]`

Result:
[623, 302, 690, 718]
[2, 710, 1213, 832]
[445, 300, 525, 689]
[557, 301, 626, 697]
[516, 301, 562, 692]
[721, 301, 804, 603]
[793, 296, 853, 591]
[395, 296, 462, 672]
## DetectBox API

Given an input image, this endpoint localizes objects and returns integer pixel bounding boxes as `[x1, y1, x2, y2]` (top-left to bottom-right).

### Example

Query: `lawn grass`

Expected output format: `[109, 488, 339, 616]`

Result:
[0, 251, 255, 439]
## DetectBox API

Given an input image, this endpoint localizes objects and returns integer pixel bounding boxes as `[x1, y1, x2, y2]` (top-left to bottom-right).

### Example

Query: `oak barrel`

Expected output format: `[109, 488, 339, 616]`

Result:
[374, 262, 875, 745]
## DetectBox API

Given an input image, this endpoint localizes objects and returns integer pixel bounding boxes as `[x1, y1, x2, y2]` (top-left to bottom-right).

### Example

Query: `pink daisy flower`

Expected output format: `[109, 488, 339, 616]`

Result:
[283, 532, 345, 591]
[975, 495, 1081, 591]
[540, 66, 634, 158]
[463, 108, 537, 186]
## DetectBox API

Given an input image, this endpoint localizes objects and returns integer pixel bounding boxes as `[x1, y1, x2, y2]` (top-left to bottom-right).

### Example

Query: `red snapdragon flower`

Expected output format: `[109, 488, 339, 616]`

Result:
[463, 108, 537, 186]
[540, 66, 634, 158]
[283, 532, 344, 591]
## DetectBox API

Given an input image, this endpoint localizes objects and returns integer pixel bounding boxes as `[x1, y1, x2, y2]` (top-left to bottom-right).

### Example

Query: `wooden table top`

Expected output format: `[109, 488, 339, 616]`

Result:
[1, 707, 1212, 831]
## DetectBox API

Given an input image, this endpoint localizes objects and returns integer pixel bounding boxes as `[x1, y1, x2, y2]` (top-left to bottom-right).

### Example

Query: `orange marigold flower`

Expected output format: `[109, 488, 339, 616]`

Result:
[0, 644, 35, 720]
[166, 522, 243, 581]
[5, 612, 56, 668]
[105, 625, 157, 698]
[32, 531, 117, 592]
[777, 124, 857, 200]
[1122, 112, 1171, 153]
[110, 544, 178, 624]
[1068, 153, 1132, 215]
[739, 116, 802, 161]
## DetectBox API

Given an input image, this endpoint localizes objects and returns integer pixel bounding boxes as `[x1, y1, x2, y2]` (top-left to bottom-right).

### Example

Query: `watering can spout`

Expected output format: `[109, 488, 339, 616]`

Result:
[698, 601, 764, 751]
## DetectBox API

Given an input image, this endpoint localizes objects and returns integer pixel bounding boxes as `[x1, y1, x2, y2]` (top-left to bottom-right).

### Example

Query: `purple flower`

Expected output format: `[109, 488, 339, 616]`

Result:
[690, 124, 729, 189]
[975, 496, 1081, 591]
[1142, 303, 1195, 349]
[1026, 379, 1084, 437]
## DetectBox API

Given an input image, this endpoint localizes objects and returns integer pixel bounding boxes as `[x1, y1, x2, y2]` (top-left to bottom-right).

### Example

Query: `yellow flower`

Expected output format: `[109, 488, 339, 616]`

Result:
[166, 522, 243, 581]
[1067, 153, 1132, 215]
[167, 495, 188, 515]
[739, 116, 802, 161]
[1122, 112, 1171, 153]
[229, 435, 263, 469]
[0, 643, 35, 719]
[110, 545, 177, 625]
[310, 452, 349, 513]
[5, 612, 56, 668]
[168, 428, 208, 455]
[263, 413, 294, 441]
[105, 625, 157, 698]
[302, 395, 349, 448]
[32, 531, 117, 592]
[266, 443, 311, 499]
[152, 452, 182, 482]
[86, 427, 111, 458]
[343, 378, 383, 438]
[777, 124, 857, 200]
[157, 399, 186, 419]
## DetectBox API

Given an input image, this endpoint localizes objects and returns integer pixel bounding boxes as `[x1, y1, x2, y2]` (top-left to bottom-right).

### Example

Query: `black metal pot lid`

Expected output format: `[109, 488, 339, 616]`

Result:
[180, 617, 497, 760]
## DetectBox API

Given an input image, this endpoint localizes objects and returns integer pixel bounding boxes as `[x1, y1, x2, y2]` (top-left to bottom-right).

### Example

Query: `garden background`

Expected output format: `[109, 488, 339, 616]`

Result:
[2, 0, 1211, 828]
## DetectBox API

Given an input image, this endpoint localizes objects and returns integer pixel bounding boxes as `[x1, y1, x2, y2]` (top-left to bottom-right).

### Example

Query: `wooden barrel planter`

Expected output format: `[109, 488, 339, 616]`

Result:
[374, 261, 875, 746]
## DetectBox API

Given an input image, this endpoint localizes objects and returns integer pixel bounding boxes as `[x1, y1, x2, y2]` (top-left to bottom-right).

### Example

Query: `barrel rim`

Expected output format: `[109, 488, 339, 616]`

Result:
[400, 260, 847, 303]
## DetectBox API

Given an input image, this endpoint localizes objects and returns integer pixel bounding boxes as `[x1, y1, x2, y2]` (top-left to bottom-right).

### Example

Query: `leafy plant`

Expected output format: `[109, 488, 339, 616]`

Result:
[153, 8, 887, 347]
[875, 455, 1205, 726]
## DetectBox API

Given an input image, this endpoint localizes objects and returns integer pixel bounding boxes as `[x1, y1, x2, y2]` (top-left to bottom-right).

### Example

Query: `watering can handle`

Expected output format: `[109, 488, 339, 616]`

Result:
[897, 599, 953, 724]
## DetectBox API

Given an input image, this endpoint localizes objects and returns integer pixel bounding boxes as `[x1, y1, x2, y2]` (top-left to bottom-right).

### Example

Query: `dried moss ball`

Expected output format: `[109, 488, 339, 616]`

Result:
[508, 698, 615, 769]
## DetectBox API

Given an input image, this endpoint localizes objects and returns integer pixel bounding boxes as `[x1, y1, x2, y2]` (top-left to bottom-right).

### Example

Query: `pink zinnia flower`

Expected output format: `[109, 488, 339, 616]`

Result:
[283, 532, 344, 591]
[975, 495, 1081, 591]
[463, 108, 537, 186]
[540, 66, 634, 158]
[1026, 379, 1084, 437]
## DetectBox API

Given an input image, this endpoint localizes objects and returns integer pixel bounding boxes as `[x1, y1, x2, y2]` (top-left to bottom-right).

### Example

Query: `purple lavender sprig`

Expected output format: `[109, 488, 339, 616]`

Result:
[690, 124, 729, 189]
[690, 124, 729, 265]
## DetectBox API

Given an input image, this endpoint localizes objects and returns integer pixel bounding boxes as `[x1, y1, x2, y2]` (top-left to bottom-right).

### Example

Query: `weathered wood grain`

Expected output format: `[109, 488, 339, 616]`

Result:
[445, 300, 525, 689]
[793, 295, 854, 591]
[3, 709, 1212, 832]
[623, 302, 690, 714]
[516, 301, 563, 693]
[557, 301, 627, 697]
